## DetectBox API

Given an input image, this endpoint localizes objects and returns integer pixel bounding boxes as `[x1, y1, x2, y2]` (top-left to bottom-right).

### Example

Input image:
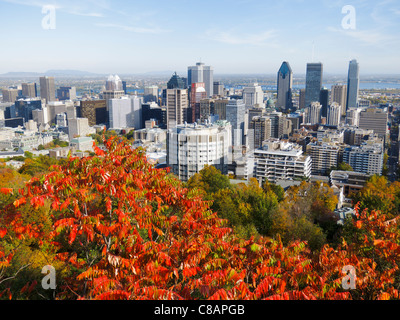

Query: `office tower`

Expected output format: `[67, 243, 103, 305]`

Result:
[242, 83, 264, 109]
[319, 87, 329, 119]
[188, 62, 214, 97]
[106, 75, 123, 91]
[14, 99, 42, 123]
[142, 102, 166, 128]
[103, 75, 125, 102]
[358, 108, 388, 138]
[226, 99, 246, 147]
[68, 117, 96, 141]
[167, 121, 231, 182]
[2, 89, 18, 103]
[268, 111, 284, 139]
[57, 87, 77, 101]
[21, 83, 37, 98]
[304, 101, 322, 125]
[346, 59, 360, 109]
[167, 72, 186, 90]
[213, 81, 224, 97]
[190, 83, 207, 123]
[213, 99, 229, 121]
[331, 84, 347, 115]
[122, 81, 127, 94]
[254, 139, 312, 184]
[249, 116, 271, 150]
[287, 113, 303, 131]
[305, 63, 323, 108]
[130, 95, 143, 130]
[80, 100, 108, 126]
[276, 61, 293, 112]
[108, 97, 135, 129]
[39, 76, 56, 103]
[144, 86, 159, 103]
[165, 88, 188, 128]
[327, 102, 342, 127]
[299, 89, 306, 110]
[199, 98, 214, 123]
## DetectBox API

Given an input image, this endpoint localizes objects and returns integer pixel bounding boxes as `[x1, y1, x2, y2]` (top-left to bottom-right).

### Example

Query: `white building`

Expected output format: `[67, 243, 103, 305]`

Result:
[254, 139, 312, 184]
[242, 83, 264, 109]
[342, 143, 384, 176]
[304, 101, 322, 125]
[327, 102, 342, 127]
[167, 120, 232, 182]
[68, 118, 96, 141]
[70, 137, 94, 152]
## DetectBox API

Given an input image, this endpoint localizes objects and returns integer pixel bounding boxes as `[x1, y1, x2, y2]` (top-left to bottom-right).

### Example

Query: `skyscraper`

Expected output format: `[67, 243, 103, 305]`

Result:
[39, 76, 56, 103]
[165, 88, 188, 129]
[327, 102, 342, 127]
[331, 84, 347, 115]
[305, 63, 323, 108]
[319, 87, 329, 119]
[21, 83, 37, 98]
[304, 101, 322, 125]
[190, 83, 207, 123]
[346, 59, 360, 109]
[226, 99, 246, 147]
[242, 83, 264, 109]
[276, 61, 293, 112]
[188, 62, 214, 98]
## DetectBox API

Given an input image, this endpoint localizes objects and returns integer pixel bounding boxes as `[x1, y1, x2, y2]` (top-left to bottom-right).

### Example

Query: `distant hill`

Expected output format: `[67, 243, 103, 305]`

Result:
[0, 70, 103, 78]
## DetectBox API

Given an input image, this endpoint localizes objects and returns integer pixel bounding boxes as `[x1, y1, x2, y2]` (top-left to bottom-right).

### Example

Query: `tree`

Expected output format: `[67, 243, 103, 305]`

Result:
[1, 136, 400, 300]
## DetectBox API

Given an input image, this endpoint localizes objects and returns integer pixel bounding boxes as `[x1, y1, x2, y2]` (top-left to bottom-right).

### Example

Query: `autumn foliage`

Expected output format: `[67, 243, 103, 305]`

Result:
[1, 136, 400, 300]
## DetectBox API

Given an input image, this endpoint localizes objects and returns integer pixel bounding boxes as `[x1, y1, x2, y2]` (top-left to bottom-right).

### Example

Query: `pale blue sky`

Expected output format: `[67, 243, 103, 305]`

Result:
[0, 0, 399, 75]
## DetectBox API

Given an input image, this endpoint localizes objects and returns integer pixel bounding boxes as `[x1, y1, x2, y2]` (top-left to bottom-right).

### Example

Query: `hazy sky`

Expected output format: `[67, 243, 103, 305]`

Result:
[0, 0, 399, 75]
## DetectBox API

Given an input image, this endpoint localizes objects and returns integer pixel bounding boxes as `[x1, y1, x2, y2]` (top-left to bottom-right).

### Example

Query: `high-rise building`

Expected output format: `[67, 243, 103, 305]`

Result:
[307, 142, 340, 175]
[141, 102, 166, 128]
[268, 111, 284, 139]
[108, 97, 136, 129]
[1, 89, 19, 103]
[167, 73, 186, 90]
[213, 99, 229, 121]
[188, 62, 214, 98]
[39, 76, 56, 103]
[249, 116, 271, 150]
[143, 86, 159, 103]
[213, 82, 224, 97]
[305, 63, 323, 108]
[358, 108, 388, 138]
[21, 83, 37, 98]
[103, 75, 125, 102]
[343, 143, 383, 176]
[327, 102, 342, 127]
[242, 83, 264, 109]
[331, 84, 347, 115]
[190, 83, 207, 123]
[80, 100, 108, 126]
[346, 59, 360, 109]
[299, 89, 306, 110]
[276, 61, 293, 112]
[165, 88, 188, 128]
[14, 99, 42, 123]
[304, 101, 322, 125]
[167, 121, 231, 182]
[319, 87, 329, 119]
[226, 99, 246, 147]
[57, 87, 77, 101]
[199, 98, 214, 123]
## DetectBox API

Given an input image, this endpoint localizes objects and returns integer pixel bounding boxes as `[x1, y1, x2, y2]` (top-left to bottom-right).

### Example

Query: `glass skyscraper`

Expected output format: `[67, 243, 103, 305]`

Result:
[305, 63, 323, 108]
[346, 59, 360, 109]
[276, 61, 293, 112]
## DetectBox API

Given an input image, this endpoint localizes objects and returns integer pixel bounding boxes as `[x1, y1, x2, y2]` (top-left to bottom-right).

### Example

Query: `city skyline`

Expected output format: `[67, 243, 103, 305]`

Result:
[0, 0, 399, 75]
